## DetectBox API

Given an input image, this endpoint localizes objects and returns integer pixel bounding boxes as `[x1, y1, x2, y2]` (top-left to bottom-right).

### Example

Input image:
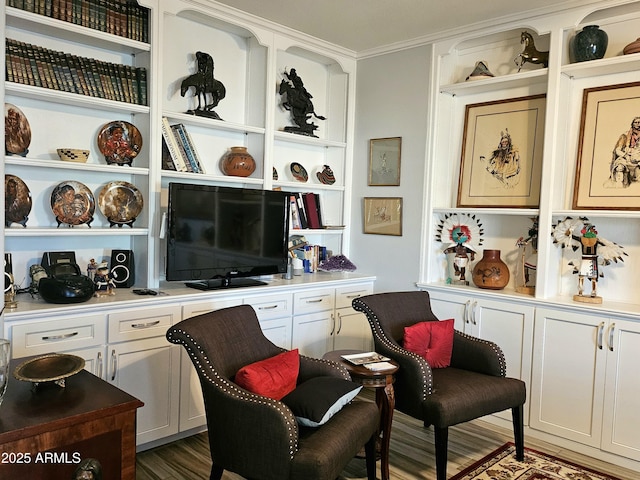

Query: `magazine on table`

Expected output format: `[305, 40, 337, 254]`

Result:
[341, 352, 390, 366]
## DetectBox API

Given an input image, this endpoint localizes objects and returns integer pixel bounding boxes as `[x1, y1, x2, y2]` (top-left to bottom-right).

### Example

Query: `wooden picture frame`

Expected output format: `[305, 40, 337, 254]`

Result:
[574, 81, 640, 209]
[368, 137, 401, 186]
[457, 94, 546, 208]
[363, 197, 402, 236]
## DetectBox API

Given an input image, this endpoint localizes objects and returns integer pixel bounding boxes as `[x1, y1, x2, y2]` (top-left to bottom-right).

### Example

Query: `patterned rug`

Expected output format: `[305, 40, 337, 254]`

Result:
[451, 443, 622, 480]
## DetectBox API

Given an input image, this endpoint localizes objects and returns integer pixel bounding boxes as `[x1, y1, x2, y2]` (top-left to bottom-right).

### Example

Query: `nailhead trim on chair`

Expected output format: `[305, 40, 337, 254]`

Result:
[455, 330, 508, 377]
[167, 328, 299, 459]
[352, 299, 433, 399]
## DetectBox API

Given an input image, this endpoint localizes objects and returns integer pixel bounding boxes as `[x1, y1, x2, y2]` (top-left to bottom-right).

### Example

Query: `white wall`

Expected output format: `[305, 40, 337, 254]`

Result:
[351, 46, 431, 293]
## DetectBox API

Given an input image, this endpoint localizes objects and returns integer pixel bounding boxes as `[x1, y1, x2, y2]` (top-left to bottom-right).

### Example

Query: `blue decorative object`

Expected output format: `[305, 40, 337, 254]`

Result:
[573, 25, 608, 62]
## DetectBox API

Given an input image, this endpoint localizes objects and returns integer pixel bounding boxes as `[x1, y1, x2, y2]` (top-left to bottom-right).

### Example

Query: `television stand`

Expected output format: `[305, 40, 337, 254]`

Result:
[185, 277, 268, 291]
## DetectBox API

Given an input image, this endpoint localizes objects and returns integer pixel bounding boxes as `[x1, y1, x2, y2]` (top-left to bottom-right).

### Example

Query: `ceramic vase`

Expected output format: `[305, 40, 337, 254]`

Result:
[472, 249, 509, 290]
[623, 37, 640, 55]
[221, 146, 256, 177]
[573, 25, 608, 62]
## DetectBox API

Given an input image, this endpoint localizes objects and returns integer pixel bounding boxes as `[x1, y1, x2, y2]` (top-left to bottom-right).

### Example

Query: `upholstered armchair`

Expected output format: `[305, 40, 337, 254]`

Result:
[166, 304, 379, 480]
[352, 291, 525, 480]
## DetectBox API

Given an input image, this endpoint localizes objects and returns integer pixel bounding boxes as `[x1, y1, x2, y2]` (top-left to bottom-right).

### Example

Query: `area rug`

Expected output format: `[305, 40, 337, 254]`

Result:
[451, 442, 622, 480]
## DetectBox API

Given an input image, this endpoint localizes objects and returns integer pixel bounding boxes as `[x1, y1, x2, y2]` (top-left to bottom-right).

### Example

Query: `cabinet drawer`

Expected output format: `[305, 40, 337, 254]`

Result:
[11, 314, 106, 357]
[335, 285, 373, 309]
[182, 298, 242, 319]
[108, 305, 181, 343]
[293, 288, 335, 314]
[245, 293, 292, 320]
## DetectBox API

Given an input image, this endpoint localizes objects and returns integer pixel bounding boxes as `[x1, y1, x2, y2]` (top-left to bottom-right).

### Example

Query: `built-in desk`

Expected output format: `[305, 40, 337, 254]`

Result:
[0, 357, 143, 480]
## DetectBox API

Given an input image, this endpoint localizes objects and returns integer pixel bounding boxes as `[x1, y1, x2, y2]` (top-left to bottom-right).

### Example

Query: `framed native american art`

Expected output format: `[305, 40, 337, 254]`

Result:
[574, 81, 640, 210]
[363, 197, 403, 236]
[457, 95, 546, 208]
[368, 137, 401, 186]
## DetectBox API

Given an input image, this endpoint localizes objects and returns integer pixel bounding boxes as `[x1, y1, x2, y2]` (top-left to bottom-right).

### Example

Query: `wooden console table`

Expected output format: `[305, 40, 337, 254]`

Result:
[0, 356, 143, 480]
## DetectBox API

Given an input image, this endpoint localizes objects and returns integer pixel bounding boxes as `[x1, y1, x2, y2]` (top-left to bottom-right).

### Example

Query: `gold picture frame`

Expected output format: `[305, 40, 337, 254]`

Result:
[574, 81, 640, 209]
[368, 137, 401, 186]
[363, 197, 403, 236]
[457, 94, 546, 208]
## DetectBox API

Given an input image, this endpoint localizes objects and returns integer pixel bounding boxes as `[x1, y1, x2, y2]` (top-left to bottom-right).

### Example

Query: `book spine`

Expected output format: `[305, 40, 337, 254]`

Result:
[289, 195, 302, 230]
[161, 117, 188, 172]
[174, 124, 201, 173]
[184, 130, 205, 173]
[136, 67, 147, 106]
[170, 124, 194, 173]
[303, 193, 322, 229]
[161, 138, 177, 171]
[296, 193, 308, 229]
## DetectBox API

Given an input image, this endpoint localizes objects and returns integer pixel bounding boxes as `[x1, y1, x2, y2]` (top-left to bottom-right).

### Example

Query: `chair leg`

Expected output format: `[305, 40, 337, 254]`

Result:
[210, 464, 224, 480]
[512, 404, 525, 461]
[434, 427, 448, 480]
[365, 434, 377, 480]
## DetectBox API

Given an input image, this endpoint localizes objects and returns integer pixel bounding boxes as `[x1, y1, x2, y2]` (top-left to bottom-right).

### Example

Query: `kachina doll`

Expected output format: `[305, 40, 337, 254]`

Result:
[435, 213, 484, 285]
[551, 217, 626, 304]
[94, 261, 116, 296]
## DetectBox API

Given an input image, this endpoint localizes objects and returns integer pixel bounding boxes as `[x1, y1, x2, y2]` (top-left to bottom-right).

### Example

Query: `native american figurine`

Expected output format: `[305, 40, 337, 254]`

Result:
[435, 213, 484, 285]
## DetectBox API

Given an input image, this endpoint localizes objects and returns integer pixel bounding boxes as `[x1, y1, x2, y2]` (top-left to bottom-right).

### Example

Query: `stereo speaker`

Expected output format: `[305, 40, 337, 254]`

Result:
[4, 253, 13, 293]
[110, 250, 134, 288]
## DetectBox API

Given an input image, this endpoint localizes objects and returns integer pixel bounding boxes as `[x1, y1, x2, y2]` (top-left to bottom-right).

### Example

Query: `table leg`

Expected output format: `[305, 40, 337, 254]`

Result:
[375, 383, 395, 480]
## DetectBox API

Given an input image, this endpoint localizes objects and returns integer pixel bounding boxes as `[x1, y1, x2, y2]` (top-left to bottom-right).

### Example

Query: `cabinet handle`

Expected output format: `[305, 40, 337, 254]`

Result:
[97, 351, 103, 378]
[464, 300, 471, 324]
[345, 294, 361, 299]
[42, 331, 79, 341]
[597, 322, 605, 350]
[471, 301, 478, 325]
[111, 349, 117, 381]
[258, 304, 278, 310]
[131, 320, 161, 329]
[306, 298, 324, 303]
[336, 312, 343, 334]
[330, 313, 335, 335]
[608, 323, 615, 352]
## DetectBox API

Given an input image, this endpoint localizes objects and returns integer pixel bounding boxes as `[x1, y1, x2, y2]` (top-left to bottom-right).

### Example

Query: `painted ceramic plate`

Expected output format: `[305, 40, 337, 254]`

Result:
[50, 180, 95, 227]
[316, 165, 336, 185]
[98, 181, 144, 227]
[5, 103, 31, 156]
[97, 120, 142, 166]
[5, 174, 32, 227]
[290, 162, 308, 182]
[14, 353, 85, 384]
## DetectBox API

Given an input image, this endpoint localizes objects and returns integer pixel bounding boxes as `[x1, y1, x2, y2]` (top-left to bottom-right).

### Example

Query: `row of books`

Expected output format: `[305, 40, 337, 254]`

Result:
[291, 244, 328, 274]
[290, 192, 324, 230]
[5, 38, 148, 106]
[8, 0, 150, 43]
[161, 117, 206, 174]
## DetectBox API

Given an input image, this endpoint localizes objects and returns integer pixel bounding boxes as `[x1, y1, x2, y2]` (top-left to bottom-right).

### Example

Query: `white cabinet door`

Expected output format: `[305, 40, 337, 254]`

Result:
[333, 307, 373, 351]
[260, 317, 292, 350]
[292, 311, 333, 358]
[427, 290, 470, 331]
[107, 336, 181, 446]
[530, 308, 607, 447]
[601, 319, 640, 460]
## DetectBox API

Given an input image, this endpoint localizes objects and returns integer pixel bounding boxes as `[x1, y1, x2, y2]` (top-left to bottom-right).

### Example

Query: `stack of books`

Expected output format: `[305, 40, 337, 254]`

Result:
[5, 38, 148, 105]
[290, 243, 327, 273]
[289, 192, 324, 230]
[341, 352, 396, 371]
[161, 117, 205, 173]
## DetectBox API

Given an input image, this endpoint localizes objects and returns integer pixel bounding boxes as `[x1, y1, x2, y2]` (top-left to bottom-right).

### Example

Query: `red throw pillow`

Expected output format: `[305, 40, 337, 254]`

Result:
[404, 319, 455, 368]
[235, 349, 300, 400]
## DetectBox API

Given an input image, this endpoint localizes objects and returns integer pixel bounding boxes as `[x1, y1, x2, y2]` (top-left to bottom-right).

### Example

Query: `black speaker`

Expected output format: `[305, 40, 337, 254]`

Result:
[4, 253, 13, 293]
[110, 250, 134, 288]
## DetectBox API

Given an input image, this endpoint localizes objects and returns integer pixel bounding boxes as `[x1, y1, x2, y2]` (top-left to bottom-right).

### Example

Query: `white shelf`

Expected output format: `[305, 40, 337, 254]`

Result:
[439, 69, 548, 97]
[162, 111, 265, 136]
[5, 228, 149, 237]
[5, 156, 150, 175]
[562, 54, 640, 79]
[433, 207, 539, 216]
[274, 131, 347, 148]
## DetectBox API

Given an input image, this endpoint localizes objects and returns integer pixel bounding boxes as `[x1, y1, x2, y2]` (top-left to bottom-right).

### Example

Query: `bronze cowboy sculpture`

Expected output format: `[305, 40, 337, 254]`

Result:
[180, 51, 226, 120]
[278, 68, 325, 137]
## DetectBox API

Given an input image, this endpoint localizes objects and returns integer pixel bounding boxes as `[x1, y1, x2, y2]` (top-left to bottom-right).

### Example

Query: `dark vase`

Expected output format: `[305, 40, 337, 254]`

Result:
[573, 25, 608, 62]
[472, 249, 510, 290]
[220, 146, 256, 177]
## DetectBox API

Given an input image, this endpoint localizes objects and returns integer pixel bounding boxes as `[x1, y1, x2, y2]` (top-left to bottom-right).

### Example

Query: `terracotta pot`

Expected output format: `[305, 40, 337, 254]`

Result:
[472, 249, 510, 290]
[221, 147, 256, 177]
[623, 37, 640, 55]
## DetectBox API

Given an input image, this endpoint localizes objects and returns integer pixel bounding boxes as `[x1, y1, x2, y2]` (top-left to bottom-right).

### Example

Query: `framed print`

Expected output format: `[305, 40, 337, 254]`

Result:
[363, 197, 402, 236]
[574, 81, 640, 209]
[368, 137, 401, 186]
[457, 94, 546, 208]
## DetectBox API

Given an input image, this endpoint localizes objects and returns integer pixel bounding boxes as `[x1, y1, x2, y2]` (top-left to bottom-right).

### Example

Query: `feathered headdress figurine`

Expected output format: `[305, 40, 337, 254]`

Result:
[551, 216, 626, 303]
[435, 213, 484, 285]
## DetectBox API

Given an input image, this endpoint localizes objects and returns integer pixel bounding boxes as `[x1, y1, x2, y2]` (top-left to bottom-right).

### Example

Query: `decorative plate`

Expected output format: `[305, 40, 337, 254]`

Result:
[290, 162, 308, 182]
[5, 174, 32, 227]
[50, 180, 95, 227]
[14, 353, 85, 387]
[5, 103, 31, 156]
[98, 181, 144, 228]
[97, 120, 142, 166]
[316, 165, 336, 185]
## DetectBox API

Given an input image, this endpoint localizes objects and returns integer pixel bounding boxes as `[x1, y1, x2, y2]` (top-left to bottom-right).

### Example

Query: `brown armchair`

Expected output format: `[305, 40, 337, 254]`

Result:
[352, 291, 525, 480]
[166, 304, 379, 480]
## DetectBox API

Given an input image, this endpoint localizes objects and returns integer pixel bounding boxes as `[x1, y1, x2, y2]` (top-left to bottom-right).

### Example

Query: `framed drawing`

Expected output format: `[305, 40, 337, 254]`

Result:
[363, 197, 403, 236]
[457, 94, 546, 208]
[574, 81, 640, 209]
[368, 137, 401, 186]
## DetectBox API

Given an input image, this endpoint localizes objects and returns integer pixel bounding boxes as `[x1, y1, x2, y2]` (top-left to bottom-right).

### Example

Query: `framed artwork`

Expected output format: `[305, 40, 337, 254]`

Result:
[457, 94, 546, 208]
[363, 197, 403, 236]
[368, 137, 401, 186]
[574, 81, 640, 209]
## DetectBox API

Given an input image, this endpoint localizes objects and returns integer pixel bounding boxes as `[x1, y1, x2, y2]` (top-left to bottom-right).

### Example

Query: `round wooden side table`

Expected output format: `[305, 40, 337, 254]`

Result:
[322, 349, 398, 480]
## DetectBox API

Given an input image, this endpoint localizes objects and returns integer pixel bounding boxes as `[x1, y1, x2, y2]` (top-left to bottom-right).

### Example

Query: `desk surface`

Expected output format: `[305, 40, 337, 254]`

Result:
[0, 356, 143, 445]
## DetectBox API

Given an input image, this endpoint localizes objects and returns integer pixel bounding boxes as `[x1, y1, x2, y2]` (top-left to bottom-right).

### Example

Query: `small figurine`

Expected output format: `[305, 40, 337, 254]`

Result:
[552, 216, 626, 304]
[93, 261, 116, 296]
[514, 31, 549, 72]
[435, 213, 484, 285]
[87, 258, 97, 281]
[515, 217, 538, 295]
[180, 51, 226, 120]
[278, 68, 326, 137]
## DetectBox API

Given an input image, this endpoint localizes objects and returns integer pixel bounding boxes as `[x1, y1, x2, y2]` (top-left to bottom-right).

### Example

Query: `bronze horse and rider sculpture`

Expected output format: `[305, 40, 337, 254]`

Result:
[278, 68, 325, 137]
[514, 31, 549, 72]
[180, 51, 226, 120]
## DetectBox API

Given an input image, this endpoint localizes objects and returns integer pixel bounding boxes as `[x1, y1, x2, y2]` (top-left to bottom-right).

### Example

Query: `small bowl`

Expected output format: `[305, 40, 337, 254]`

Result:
[57, 148, 90, 163]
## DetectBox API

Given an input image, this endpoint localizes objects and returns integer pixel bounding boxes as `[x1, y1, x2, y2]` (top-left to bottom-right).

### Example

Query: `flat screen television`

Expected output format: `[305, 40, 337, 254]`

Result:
[166, 183, 290, 290]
